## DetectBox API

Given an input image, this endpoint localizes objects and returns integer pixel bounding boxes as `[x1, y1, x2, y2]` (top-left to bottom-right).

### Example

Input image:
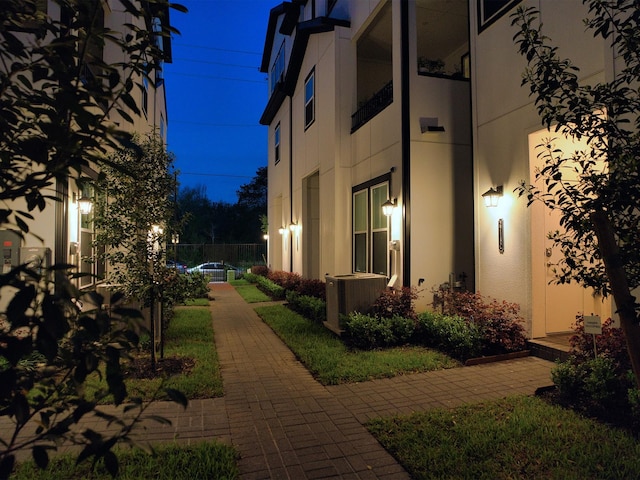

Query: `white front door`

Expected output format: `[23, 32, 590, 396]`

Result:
[529, 129, 611, 336]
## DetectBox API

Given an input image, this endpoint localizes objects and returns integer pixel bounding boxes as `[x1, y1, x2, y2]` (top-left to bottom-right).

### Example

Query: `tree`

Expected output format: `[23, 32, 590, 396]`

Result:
[0, 0, 187, 476]
[94, 133, 178, 366]
[512, 1, 640, 386]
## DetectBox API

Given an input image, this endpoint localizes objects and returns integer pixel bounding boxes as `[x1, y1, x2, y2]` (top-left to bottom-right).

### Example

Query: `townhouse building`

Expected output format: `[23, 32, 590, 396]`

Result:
[0, 0, 171, 293]
[260, 0, 617, 338]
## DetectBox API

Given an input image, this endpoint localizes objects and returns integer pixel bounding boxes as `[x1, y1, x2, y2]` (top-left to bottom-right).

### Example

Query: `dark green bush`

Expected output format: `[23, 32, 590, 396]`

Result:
[552, 356, 629, 413]
[343, 313, 414, 350]
[415, 311, 482, 360]
[285, 290, 326, 324]
[253, 274, 285, 300]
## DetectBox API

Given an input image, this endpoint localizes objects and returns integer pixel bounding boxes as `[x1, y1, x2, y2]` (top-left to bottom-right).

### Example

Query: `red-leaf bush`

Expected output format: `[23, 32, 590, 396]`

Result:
[250, 265, 269, 277]
[436, 290, 527, 355]
[267, 271, 302, 292]
[569, 315, 630, 371]
[297, 278, 326, 301]
[371, 287, 418, 320]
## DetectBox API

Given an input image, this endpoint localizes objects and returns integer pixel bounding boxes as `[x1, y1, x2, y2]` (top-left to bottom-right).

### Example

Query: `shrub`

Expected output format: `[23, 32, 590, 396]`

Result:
[415, 311, 482, 360]
[569, 315, 630, 371]
[268, 271, 302, 291]
[250, 265, 269, 277]
[254, 274, 285, 300]
[286, 290, 327, 324]
[552, 356, 630, 413]
[297, 278, 326, 301]
[436, 290, 527, 355]
[371, 287, 418, 320]
[343, 313, 415, 350]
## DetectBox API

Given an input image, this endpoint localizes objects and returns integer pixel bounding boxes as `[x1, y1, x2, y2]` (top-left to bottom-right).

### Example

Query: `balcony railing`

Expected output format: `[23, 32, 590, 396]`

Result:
[351, 81, 393, 133]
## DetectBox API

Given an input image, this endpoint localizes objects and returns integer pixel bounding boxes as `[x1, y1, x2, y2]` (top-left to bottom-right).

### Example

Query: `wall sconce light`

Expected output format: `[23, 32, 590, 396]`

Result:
[171, 233, 180, 244]
[289, 223, 296, 232]
[482, 185, 503, 207]
[263, 234, 269, 240]
[382, 198, 396, 217]
[278, 226, 286, 235]
[78, 195, 93, 215]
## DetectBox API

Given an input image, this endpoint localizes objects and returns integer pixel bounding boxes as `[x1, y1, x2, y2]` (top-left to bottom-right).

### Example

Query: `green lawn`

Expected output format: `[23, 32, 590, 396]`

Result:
[254, 304, 459, 385]
[230, 280, 272, 303]
[87, 306, 223, 401]
[13, 441, 238, 480]
[367, 395, 640, 479]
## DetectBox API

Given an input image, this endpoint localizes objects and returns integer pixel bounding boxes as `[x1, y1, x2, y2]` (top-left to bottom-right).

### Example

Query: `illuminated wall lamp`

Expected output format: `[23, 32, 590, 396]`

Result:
[481, 185, 503, 208]
[278, 226, 286, 235]
[382, 198, 396, 217]
[78, 195, 93, 215]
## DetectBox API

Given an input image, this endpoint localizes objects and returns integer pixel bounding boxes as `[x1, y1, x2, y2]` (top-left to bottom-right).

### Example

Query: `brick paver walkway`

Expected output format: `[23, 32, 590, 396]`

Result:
[2, 283, 555, 479]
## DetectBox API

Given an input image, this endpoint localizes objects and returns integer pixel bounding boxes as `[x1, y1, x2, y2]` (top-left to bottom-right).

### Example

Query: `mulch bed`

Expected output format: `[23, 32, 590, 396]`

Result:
[123, 356, 195, 379]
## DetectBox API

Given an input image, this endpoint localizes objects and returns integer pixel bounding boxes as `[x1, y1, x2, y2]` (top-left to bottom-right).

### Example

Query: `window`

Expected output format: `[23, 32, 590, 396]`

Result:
[328, 0, 337, 13]
[271, 41, 285, 94]
[274, 123, 281, 165]
[353, 180, 389, 276]
[478, 0, 521, 31]
[304, 69, 315, 129]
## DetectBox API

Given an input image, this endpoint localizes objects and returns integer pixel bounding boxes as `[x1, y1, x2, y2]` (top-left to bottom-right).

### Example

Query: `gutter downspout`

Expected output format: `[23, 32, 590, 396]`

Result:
[400, 0, 411, 287]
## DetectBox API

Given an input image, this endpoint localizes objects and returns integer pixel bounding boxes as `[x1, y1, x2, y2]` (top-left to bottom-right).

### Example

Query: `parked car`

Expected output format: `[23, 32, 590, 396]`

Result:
[187, 262, 241, 281]
[166, 260, 188, 273]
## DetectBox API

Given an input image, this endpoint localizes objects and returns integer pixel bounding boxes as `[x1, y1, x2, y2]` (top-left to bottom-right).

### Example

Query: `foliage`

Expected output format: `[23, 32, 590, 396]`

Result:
[511, 1, 640, 385]
[0, 0, 187, 475]
[250, 274, 285, 300]
[255, 305, 457, 385]
[367, 395, 640, 479]
[343, 313, 415, 351]
[95, 134, 178, 309]
[250, 265, 269, 277]
[436, 290, 527, 355]
[13, 441, 238, 480]
[551, 314, 635, 421]
[415, 311, 483, 360]
[371, 287, 417, 320]
[569, 315, 630, 370]
[285, 291, 326, 324]
[0, 269, 187, 478]
[296, 278, 326, 301]
[177, 166, 266, 244]
[267, 270, 302, 292]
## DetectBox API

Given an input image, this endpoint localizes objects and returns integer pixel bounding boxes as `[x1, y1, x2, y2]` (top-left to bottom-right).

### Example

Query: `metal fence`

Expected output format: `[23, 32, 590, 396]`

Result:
[169, 243, 267, 271]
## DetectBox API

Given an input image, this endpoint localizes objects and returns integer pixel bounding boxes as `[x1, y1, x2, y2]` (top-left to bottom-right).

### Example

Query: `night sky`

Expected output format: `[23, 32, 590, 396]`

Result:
[164, 0, 274, 203]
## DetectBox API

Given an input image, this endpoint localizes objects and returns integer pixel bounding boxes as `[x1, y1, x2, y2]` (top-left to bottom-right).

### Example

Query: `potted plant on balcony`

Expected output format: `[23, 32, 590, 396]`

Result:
[418, 57, 445, 74]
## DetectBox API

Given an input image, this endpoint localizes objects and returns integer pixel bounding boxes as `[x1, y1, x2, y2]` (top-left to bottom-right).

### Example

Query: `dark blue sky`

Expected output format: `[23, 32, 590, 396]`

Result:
[165, 1, 274, 203]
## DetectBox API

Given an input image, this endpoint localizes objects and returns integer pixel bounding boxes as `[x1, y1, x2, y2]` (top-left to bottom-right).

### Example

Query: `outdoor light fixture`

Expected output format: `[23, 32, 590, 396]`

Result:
[382, 198, 396, 217]
[263, 234, 269, 240]
[78, 195, 93, 215]
[482, 185, 503, 207]
[289, 222, 299, 232]
[278, 226, 286, 235]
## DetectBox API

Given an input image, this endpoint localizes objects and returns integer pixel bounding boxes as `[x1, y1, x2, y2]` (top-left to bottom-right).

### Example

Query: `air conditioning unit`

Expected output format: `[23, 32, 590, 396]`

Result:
[324, 273, 387, 335]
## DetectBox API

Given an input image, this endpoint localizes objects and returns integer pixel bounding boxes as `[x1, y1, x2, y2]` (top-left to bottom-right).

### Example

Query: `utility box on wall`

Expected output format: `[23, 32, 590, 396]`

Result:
[324, 273, 387, 335]
[0, 230, 21, 274]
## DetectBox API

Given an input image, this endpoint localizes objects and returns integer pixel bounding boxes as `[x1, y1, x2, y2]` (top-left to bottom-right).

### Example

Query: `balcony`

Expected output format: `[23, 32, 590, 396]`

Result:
[351, 81, 393, 133]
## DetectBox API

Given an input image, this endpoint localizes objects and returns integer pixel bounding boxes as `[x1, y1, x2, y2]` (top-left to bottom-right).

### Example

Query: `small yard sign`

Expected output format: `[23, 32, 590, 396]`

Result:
[584, 315, 602, 335]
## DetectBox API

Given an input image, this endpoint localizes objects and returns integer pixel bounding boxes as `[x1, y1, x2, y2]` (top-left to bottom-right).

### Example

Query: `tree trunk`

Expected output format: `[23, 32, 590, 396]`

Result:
[591, 210, 640, 387]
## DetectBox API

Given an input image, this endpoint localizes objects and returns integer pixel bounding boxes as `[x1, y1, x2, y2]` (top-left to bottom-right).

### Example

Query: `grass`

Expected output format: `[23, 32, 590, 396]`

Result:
[230, 279, 272, 303]
[87, 306, 223, 400]
[131, 307, 223, 399]
[13, 441, 238, 479]
[182, 297, 210, 306]
[254, 304, 458, 385]
[367, 395, 640, 479]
